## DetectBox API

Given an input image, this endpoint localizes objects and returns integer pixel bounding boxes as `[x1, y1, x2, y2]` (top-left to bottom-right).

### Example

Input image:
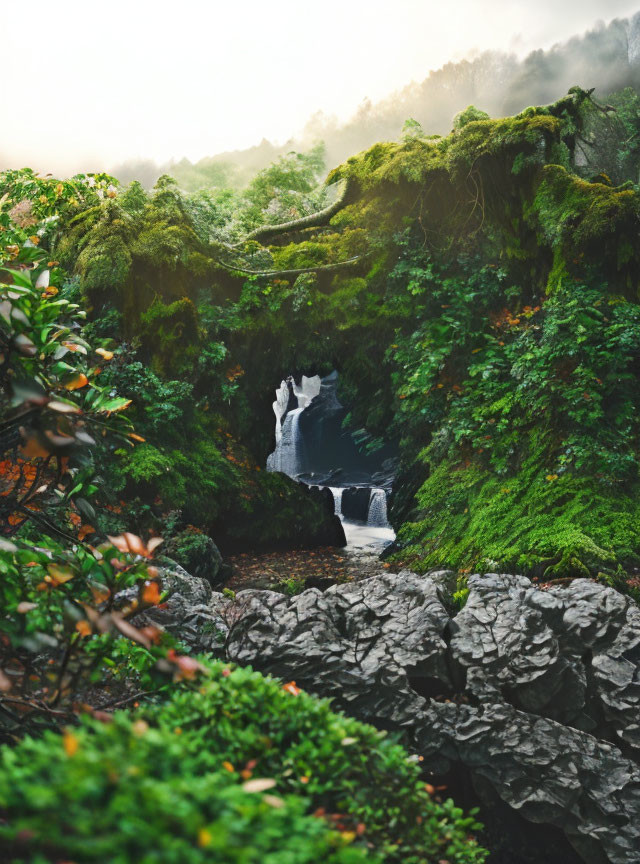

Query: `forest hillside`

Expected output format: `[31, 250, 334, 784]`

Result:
[2, 41, 640, 864]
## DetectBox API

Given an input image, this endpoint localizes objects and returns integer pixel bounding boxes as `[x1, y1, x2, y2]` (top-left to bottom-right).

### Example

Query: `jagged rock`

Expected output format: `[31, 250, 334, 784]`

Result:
[155, 568, 640, 863]
[421, 700, 640, 864]
[450, 575, 640, 756]
[425, 568, 458, 600]
[133, 566, 228, 652]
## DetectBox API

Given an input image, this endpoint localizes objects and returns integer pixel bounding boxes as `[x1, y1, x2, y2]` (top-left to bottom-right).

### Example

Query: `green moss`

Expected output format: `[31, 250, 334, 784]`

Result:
[452, 105, 491, 131]
[524, 165, 640, 294]
[394, 429, 640, 579]
[139, 296, 200, 376]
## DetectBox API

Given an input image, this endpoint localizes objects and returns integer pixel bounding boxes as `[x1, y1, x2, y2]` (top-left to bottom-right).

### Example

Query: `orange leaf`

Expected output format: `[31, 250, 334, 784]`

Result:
[64, 373, 88, 391]
[46, 563, 75, 586]
[142, 581, 161, 605]
[63, 730, 79, 757]
[95, 347, 114, 360]
[78, 524, 95, 541]
[282, 681, 301, 696]
[75, 620, 92, 637]
[89, 581, 110, 603]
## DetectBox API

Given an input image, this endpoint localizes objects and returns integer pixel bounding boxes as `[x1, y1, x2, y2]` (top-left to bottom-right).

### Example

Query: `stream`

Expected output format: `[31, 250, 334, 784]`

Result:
[227, 372, 396, 593]
[266, 372, 396, 554]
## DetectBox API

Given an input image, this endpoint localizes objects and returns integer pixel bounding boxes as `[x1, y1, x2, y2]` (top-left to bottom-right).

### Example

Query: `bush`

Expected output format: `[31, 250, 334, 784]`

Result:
[0, 660, 487, 864]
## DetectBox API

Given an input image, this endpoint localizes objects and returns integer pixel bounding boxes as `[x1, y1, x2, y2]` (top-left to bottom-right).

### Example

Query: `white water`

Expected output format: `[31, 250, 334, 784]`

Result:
[328, 486, 395, 552]
[267, 375, 321, 477]
[367, 488, 389, 527]
[292, 375, 321, 410]
[267, 406, 304, 476]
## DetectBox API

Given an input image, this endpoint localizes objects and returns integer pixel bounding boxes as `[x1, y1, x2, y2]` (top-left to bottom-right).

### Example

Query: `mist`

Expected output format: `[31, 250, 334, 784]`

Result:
[109, 10, 640, 189]
[4, 3, 640, 186]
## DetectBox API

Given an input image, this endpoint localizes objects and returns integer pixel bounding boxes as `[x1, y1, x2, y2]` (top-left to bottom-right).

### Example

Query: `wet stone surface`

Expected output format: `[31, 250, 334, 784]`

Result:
[225, 534, 394, 594]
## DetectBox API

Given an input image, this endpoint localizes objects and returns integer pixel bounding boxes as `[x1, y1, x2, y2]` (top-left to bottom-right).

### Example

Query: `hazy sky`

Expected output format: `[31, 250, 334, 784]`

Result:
[3, 0, 640, 175]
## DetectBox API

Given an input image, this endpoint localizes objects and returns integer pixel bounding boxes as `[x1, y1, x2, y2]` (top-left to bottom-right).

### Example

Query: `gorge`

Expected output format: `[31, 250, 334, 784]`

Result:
[5, 71, 640, 864]
[266, 371, 396, 551]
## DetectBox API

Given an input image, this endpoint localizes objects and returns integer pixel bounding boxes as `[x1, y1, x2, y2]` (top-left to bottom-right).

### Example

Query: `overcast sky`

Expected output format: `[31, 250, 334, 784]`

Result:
[3, 0, 639, 175]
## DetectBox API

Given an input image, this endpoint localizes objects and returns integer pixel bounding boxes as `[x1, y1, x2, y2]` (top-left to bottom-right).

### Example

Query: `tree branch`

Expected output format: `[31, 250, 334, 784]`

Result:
[231, 179, 352, 247]
[212, 255, 363, 279]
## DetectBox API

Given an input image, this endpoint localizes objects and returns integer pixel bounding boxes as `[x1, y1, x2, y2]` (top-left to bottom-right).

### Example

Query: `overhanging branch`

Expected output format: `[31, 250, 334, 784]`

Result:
[231, 179, 352, 247]
[213, 255, 363, 279]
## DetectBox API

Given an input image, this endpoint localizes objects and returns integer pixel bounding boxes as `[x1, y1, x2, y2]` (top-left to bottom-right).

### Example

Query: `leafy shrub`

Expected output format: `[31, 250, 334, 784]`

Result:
[0, 532, 192, 741]
[0, 660, 487, 864]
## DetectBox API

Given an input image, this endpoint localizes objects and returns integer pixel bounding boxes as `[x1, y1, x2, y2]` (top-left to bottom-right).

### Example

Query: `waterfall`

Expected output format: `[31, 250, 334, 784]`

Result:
[329, 487, 343, 518]
[267, 374, 322, 478]
[292, 375, 321, 409]
[367, 488, 389, 527]
[272, 380, 290, 446]
[267, 406, 304, 476]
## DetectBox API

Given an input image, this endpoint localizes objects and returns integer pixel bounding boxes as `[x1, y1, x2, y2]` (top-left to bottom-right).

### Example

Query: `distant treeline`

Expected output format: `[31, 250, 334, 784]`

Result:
[112, 11, 640, 190]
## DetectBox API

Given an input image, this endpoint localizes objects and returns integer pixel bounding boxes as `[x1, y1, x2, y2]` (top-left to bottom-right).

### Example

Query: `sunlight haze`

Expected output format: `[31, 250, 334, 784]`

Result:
[3, 0, 640, 175]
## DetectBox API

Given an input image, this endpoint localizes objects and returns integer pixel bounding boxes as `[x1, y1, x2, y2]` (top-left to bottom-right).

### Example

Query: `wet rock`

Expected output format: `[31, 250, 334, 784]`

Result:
[213, 472, 346, 552]
[306, 484, 346, 546]
[342, 486, 371, 521]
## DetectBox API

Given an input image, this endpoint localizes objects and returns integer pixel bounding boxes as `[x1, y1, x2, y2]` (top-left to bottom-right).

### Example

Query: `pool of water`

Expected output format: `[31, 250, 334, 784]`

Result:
[341, 519, 395, 552]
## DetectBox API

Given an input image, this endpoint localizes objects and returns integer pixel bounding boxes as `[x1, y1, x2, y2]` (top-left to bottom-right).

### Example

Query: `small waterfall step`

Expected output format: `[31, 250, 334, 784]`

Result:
[329, 487, 343, 518]
[367, 488, 389, 528]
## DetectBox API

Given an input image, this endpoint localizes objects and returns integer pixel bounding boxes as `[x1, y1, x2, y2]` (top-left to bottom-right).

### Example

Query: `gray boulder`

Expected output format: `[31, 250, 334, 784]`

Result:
[150, 568, 640, 864]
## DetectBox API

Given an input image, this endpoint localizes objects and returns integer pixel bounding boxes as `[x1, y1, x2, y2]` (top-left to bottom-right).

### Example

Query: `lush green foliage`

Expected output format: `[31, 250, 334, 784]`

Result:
[6, 86, 640, 584]
[0, 660, 487, 863]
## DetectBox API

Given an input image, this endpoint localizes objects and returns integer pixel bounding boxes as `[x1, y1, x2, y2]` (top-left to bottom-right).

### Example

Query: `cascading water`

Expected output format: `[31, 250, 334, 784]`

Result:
[367, 488, 389, 527]
[267, 375, 321, 479]
[267, 407, 304, 475]
[329, 487, 343, 517]
[266, 372, 396, 551]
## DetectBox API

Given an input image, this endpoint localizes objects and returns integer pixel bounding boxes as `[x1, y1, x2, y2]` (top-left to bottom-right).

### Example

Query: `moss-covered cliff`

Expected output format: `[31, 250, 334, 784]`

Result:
[13, 86, 640, 583]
